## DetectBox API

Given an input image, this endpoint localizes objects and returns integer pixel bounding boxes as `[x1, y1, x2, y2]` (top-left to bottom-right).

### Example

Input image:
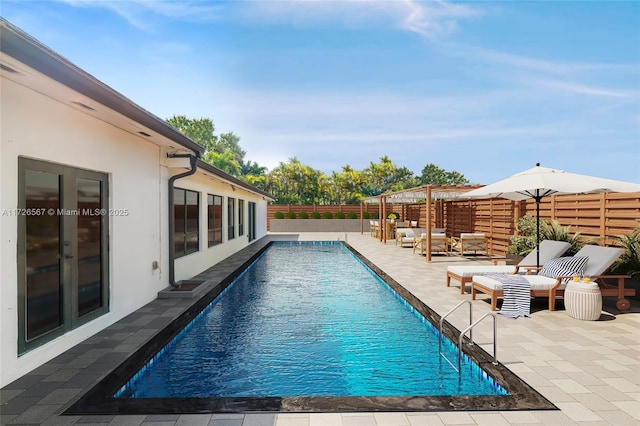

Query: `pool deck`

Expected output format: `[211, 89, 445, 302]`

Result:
[2, 232, 639, 425]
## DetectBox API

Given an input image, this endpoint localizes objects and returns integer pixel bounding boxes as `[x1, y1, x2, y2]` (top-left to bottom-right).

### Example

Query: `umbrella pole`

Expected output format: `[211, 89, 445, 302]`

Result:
[536, 191, 541, 268]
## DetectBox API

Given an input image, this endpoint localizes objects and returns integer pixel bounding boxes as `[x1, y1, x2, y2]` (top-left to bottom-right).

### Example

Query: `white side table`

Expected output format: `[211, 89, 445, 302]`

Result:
[564, 280, 602, 321]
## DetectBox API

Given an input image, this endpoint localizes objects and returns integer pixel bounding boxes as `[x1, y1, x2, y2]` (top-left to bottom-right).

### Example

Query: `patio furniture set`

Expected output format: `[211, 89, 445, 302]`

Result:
[371, 224, 634, 318]
[445, 240, 635, 319]
[371, 221, 488, 258]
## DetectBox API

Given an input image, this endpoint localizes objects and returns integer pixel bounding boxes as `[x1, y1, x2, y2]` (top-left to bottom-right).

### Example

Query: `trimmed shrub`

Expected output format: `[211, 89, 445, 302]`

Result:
[347, 211, 358, 219]
[311, 211, 322, 219]
[370, 211, 379, 219]
[335, 211, 346, 219]
[298, 211, 309, 219]
[322, 211, 333, 219]
[363, 211, 370, 219]
[273, 211, 284, 219]
[286, 211, 296, 219]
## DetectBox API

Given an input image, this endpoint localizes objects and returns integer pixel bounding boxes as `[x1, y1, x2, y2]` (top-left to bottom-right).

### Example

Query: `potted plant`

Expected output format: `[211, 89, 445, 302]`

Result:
[506, 214, 537, 259]
[611, 226, 640, 280]
[506, 215, 589, 260]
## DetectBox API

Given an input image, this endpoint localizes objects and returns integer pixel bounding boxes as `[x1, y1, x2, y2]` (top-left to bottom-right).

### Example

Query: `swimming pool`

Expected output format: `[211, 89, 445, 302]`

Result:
[66, 240, 556, 414]
[117, 242, 505, 398]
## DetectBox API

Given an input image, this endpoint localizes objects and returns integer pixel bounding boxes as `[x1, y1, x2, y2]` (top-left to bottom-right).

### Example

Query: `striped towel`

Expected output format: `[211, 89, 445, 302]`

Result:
[485, 274, 531, 319]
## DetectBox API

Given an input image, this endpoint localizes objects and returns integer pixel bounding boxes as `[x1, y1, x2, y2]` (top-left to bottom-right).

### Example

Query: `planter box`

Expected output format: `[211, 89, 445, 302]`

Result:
[270, 219, 369, 233]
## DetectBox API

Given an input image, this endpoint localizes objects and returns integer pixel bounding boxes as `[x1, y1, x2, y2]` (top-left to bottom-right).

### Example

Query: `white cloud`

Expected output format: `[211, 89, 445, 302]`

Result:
[459, 45, 638, 76]
[236, 0, 480, 39]
[59, 0, 223, 31]
[533, 78, 637, 99]
[58, 0, 479, 38]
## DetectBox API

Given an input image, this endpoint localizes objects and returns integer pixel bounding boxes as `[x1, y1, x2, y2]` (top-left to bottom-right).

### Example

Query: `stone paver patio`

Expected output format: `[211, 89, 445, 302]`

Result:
[1, 232, 639, 425]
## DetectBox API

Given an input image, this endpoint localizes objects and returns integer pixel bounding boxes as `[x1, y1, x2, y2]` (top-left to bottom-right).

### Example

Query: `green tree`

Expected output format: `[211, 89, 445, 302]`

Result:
[167, 115, 268, 180]
[362, 156, 397, 195]
[419, 163, 469, 185]
[166, 115, 217, 151]
[390, 166, 419, 192]
[217, 132, 246, 164]
[331, 165, 365, 204]
[241, 160, 267, 177]
[202, 150, 241, 176]
[240, 160, 268, 190]
[266, 158, 327, 204]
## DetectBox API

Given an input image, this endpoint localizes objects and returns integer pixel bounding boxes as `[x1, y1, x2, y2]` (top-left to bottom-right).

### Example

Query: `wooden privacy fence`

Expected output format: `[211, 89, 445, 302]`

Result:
[268, 192, 640, 255]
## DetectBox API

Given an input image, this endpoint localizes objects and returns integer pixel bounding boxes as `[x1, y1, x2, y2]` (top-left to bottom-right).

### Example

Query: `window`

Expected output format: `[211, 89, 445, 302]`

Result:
[174, 188, 199, 258]
[18, 158, 109, 354]
[238, 199, 245, 237]
[227, 197, 235, 240]
[207, 194, 223, 247]
[248, 201, 256, 242]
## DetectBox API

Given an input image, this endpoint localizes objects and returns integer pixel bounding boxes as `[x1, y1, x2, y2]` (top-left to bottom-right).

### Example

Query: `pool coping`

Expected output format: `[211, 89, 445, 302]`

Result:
[63, 240, 557, 415]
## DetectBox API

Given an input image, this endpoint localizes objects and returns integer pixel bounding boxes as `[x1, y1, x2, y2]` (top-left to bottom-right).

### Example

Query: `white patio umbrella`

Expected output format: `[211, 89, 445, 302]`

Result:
[464, 163, 640, 267]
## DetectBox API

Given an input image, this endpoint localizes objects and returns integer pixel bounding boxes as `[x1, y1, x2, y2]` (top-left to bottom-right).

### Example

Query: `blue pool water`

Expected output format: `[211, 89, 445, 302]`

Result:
[117, 242, 507, 398]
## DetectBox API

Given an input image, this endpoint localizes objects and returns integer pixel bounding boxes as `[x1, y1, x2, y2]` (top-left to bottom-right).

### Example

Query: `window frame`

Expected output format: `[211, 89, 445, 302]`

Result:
[227, 197, 235, 240]
[174, 187, 200, 258]
[248, 201, 257, 242]
[17, 157, 110, 355]
[238, 199, 245, 237]
[207, 194, 223, 247]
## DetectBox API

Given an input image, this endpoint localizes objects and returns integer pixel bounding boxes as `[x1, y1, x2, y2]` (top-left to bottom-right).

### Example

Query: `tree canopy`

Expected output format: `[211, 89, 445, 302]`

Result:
[167, 115, 469, 204]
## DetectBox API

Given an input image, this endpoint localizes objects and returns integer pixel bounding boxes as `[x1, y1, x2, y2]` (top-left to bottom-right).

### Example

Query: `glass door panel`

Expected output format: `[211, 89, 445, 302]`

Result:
[76, 178, 103, 317]
[25, 170, 62, 340]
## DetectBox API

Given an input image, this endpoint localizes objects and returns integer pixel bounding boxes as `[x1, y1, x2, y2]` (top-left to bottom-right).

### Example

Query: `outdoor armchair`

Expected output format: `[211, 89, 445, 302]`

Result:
[450, 233, 488, 256]
[413, 232, 449, 256]
[396, 228, 424, 248]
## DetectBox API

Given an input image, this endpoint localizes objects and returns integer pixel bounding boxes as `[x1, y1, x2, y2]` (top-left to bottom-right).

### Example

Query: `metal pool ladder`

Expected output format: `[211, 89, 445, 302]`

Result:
[438, 300, 498, 373]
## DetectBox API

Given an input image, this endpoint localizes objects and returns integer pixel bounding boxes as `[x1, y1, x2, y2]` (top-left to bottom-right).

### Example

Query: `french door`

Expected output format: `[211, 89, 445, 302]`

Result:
[18, 158, 109, 354]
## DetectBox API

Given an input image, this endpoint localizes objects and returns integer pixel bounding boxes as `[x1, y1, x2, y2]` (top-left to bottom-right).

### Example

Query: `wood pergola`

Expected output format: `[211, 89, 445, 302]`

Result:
[360, 184, 482, 262]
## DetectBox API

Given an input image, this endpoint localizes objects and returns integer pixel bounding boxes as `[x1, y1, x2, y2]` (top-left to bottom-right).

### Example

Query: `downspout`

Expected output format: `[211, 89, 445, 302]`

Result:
[168, 153, 199, 287]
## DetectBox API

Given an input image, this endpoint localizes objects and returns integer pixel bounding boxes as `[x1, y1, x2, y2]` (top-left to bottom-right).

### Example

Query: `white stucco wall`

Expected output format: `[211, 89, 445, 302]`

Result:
[174, 173, 242, 282]
[0, 77, 168, 386]
[0, 76, 269, 387]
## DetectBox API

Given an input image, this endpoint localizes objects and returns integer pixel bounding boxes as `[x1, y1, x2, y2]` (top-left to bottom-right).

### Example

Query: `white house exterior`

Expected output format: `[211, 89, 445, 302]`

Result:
[0, 19, 272, 387]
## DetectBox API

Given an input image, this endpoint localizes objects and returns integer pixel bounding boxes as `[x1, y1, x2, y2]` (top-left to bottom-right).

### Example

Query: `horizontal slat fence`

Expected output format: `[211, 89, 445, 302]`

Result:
[268, 192, 640, 255]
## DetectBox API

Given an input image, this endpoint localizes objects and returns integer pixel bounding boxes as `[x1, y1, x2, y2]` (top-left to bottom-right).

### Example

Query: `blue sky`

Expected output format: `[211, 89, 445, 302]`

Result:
[2, 0, 639, 184]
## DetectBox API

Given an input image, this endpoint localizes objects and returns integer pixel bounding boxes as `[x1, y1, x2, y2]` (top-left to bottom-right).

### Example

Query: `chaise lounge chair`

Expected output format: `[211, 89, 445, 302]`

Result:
[471, 245, 634, 311]
[446, 240, 571, 294]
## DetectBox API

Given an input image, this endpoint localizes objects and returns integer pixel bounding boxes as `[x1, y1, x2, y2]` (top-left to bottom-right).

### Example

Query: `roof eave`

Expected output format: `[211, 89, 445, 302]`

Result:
[0, 18, 205, 155]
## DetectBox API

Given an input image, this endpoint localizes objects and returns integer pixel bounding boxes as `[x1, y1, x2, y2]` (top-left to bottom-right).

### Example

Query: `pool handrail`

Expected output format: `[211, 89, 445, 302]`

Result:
[439, 301, 498, 373]
[458, 312, 498, 372]
[438, 300, 473, 371]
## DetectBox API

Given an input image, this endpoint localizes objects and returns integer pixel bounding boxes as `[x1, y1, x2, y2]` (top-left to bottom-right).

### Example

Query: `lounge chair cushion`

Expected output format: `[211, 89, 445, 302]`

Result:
[539, 256, 589, 279]
[576, 245, 623, 276]
[474, 274, 566, 290]
[516, 240, 572, 266]
[395, 228, 414, 238]
[449, 265, 518, 277]
[460, 233, 483, 238]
